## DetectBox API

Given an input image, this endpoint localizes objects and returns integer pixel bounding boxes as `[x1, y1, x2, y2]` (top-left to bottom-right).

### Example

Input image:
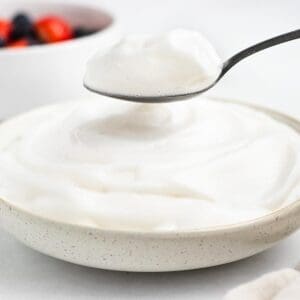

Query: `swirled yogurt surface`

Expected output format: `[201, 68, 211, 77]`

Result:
[84, 29, 222, 97]
[0, 97, 300, 231]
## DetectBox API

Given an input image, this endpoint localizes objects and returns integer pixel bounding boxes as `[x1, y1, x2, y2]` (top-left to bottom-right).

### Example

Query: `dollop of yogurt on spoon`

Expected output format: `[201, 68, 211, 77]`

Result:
[84, 29, 222, 97]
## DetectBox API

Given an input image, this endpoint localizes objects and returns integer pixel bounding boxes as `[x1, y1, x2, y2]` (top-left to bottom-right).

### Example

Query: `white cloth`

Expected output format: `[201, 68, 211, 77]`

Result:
[225, 269, 300, 300]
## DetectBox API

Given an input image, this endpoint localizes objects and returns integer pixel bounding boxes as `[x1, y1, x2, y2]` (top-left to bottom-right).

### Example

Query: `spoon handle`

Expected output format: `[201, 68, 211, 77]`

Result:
[221, 29, 300, 76]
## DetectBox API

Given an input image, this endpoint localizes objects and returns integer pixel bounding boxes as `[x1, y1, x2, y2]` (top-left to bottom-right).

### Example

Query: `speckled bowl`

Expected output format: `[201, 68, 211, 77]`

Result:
[0, 100, 300, 272]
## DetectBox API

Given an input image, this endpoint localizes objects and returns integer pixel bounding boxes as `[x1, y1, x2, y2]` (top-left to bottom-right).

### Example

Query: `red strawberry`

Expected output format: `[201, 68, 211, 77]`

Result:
[8, 38, 29, 48]
[35, 16, 73, 43]
[0, 19, 12, 41]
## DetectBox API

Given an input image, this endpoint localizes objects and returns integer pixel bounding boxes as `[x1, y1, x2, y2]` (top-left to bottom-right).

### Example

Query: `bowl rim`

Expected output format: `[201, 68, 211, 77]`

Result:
[0, 1, 116, 55]
[1, 96, 300, 237]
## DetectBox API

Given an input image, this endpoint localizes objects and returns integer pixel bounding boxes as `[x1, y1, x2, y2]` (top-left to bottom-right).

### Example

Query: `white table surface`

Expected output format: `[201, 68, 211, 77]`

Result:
[1, 0, 300, 299]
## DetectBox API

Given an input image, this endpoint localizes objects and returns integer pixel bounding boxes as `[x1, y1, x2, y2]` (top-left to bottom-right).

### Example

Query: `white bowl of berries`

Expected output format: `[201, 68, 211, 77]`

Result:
[0, 2, 119, 118]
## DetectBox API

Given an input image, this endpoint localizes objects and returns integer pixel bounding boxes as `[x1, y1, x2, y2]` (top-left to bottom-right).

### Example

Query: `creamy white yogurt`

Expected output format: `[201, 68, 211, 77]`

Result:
[84, 29, 222, 97]
[0, 97, 300, 231]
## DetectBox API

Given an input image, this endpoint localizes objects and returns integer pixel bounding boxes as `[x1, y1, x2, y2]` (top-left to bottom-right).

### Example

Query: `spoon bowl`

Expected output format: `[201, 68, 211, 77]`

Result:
[83, 82, 215, 103]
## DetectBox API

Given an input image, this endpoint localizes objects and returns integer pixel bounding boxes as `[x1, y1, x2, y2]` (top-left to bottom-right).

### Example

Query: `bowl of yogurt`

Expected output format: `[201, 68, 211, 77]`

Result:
[0, 96, 300, 271]
[1, 29, 300, 272]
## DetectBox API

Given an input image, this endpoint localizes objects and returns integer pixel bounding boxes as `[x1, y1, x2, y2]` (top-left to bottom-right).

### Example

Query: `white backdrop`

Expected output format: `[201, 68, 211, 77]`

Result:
[1, 1, 300, 299]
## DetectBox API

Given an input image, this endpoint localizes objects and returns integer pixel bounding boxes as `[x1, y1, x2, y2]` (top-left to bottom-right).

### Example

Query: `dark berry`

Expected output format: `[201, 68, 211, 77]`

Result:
[11, 13, 33, 40]
[73, 27, 97, 38]
[0, 37, 5, 47]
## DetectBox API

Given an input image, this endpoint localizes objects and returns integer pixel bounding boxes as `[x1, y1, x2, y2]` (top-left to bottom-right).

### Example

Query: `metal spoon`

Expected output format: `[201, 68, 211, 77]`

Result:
[84, 29, 300, 103]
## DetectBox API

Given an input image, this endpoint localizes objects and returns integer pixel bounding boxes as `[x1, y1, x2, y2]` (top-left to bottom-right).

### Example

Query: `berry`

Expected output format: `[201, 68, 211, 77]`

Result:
[35, 16, 73, 43]
[0, 19, 12, 41]
[8, 38, 29, 48]
[11, 13, 33, 40]
[73, 27, 97, 38]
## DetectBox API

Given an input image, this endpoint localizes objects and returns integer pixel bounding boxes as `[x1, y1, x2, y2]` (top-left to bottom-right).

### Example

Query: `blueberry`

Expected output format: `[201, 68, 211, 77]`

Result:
[0, 38, 5, 47]
[11, 13, 33, 40]
[73, 27, 98, 38]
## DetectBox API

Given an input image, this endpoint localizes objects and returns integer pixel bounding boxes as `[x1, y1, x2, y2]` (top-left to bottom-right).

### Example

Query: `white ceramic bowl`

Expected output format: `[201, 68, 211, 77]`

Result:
[0, 1, 119, 118]
[0, 99, 300, 272]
